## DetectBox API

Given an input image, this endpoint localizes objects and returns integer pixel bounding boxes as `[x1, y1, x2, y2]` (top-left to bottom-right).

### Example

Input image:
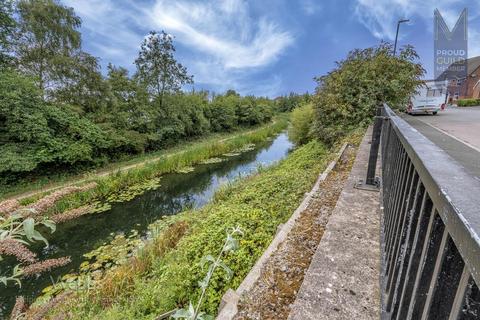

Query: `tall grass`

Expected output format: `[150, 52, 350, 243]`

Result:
[0, 120, 287, 200]
[27, 116, 289, 219]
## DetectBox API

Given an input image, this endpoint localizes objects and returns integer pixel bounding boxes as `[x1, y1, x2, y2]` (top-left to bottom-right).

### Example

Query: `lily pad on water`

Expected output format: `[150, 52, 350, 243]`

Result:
[175, 166, 195, 174]
[200, 157, 224, 164]
[222, 152, 241, 157]
[234, 143, 256, 153]
[106, 178, 161, 203]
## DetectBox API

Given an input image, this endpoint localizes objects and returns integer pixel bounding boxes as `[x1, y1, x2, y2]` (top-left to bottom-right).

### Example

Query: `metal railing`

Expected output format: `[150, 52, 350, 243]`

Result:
[380, 104, 480, 319]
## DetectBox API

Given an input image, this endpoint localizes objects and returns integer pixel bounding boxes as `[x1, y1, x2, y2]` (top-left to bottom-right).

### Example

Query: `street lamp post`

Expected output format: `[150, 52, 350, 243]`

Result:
[393, 19, 410, 56]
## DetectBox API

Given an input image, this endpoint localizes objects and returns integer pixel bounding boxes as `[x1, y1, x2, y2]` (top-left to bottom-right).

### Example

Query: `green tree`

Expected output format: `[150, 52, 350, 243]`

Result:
[0, 70, 108, 177]
[0, 0, 16, 67]
[206, 94, 239, 131]
[53, 51, 110, 113]
[103, 64, 155, 153]
[15, 0, 82, 93]
[135, 31, 193, 108]
[313, 42, 424, 145]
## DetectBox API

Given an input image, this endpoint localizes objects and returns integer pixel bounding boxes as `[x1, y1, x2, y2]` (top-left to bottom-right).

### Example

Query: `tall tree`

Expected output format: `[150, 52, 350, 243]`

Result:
[135, 31, 193, 108]
[106, 63, 152, 133]
[53, 51, 108, 113]
[15, 0, 81, 93]
[0, 0, 16, 67]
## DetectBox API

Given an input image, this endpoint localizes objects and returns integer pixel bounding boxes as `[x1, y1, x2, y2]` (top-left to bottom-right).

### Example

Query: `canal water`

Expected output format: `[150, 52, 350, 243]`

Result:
[0, 133, 293, 317]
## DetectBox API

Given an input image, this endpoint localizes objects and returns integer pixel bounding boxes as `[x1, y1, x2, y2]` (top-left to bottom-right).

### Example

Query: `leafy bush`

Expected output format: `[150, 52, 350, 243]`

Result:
[288, 103, 315, 145]
[457, 98, 480, 107]
[312, 42, 425, 145]
[0, 70, 109, 175]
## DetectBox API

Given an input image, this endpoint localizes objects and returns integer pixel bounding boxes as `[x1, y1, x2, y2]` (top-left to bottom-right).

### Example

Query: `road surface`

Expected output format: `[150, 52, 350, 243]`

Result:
[400, 106, 480, 181]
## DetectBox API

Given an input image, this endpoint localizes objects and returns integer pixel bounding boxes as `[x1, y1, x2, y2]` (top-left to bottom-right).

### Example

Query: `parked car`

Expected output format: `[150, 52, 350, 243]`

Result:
[406, 81, 448, 115]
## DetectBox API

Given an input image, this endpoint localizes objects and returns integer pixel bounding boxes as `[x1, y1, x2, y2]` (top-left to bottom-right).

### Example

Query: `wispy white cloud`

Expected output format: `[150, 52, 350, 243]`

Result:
[149, 0, 294, 69]
[63, 0, 143, 60]
[63, 0, 294, 96]
[353, 0, 479, 43]
[300, 0, 321, 16]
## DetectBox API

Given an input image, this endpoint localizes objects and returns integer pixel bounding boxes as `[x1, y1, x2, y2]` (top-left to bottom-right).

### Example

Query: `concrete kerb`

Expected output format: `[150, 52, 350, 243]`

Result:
[215, 142, 350, 320]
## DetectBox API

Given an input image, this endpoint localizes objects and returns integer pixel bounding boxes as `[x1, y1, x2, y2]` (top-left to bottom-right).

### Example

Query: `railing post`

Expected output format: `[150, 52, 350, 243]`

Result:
[355, 104, 383, 191]
[366, 105, 383, 185]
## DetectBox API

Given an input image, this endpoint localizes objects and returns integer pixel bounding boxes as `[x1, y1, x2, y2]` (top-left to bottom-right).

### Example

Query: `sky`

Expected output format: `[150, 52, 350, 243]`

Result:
[62, 0, 480, 97]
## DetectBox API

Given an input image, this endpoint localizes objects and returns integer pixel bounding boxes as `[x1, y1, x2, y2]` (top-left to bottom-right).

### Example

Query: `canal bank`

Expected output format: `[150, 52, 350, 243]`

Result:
[18, 133, 350, 319]
[1, 131, 293, 317]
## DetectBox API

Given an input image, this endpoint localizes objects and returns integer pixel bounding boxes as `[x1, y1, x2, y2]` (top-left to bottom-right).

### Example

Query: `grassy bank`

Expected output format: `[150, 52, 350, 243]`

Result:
[33, 131, 362, 320]
[1, 117, 289, 200]
[4, 116, 289, 221]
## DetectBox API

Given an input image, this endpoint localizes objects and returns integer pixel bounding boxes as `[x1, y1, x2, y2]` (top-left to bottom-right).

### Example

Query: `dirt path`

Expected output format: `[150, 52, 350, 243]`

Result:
[2, 125, 272, 202]
[233, 145, 356, 320]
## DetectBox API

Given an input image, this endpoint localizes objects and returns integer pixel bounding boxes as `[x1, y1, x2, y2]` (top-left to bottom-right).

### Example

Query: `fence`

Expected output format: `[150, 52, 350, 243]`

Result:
[380, 103, 480, 319]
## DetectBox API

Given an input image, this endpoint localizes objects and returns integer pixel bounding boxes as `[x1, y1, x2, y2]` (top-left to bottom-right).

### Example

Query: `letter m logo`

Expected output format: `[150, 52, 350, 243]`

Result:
[435, 9, 468, 41]
[434, 8, 468, 81]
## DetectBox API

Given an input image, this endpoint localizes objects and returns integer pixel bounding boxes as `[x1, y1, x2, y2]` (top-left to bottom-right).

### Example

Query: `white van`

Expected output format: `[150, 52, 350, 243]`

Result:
[406, 81, 448, 115]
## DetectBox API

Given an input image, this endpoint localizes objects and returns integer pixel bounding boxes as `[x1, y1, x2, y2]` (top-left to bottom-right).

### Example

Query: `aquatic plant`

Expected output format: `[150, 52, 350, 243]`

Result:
[175, 166, 195, 174]
[13, 117, 288, 223]
[199, 157, 224, 165]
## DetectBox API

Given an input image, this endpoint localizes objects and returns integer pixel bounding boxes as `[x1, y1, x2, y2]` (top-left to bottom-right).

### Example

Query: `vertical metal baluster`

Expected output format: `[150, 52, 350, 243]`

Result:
[407, 213, 445, 320]
[387, 181, 425, 314]
[422, 235, 465, 319]
[385, 135, 402, 221]
[419, 229, 451, 320]
[384, 141, 404, 239]
[385, 173, 422, 301]
[385, 160, 412, 272]
[395, 203, 435, 320]
[448, 266, 471, 320]
[384, 136, 401, 229]
[385, 152, 408, 255]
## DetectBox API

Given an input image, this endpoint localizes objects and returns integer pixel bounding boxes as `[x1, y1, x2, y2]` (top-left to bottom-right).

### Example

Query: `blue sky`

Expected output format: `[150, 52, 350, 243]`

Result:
[63, 0, 480, 97]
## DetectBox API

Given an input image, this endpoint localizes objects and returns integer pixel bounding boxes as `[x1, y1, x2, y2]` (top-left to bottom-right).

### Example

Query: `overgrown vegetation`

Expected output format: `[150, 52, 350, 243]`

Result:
[0, 0, 287, 190]
[25, 134, 355, 319]
[0, 117, 288, 220]
[312, 42, 425, 145]
[172, 226, 243, 320]
[457, 98, 480, 107]
[288, 103, 315, 145]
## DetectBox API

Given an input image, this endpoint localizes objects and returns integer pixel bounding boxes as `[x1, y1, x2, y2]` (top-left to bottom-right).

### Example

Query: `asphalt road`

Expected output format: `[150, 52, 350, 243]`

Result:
[400, 106, 480, 180]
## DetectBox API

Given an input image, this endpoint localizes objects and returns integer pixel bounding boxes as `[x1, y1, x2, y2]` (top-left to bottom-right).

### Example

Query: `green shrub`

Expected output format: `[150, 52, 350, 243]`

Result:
[288, 103, 315, 145]
[312, 42, 425, 146]
[0, 70, 109, 175]
[457, 98, 480, 107]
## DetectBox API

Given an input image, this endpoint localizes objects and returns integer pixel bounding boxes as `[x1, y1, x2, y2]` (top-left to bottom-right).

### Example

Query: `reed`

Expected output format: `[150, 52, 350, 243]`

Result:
[18, 117, 288, 222]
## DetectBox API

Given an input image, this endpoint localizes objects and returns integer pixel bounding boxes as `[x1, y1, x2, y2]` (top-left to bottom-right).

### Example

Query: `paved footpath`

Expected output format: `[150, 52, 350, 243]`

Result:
[288, 128, 381, 320]
[401, 107, 480, 180]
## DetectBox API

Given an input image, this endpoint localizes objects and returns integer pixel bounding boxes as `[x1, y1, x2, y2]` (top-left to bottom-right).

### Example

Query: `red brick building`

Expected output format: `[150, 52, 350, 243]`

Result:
[445, 56, 480, 100]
